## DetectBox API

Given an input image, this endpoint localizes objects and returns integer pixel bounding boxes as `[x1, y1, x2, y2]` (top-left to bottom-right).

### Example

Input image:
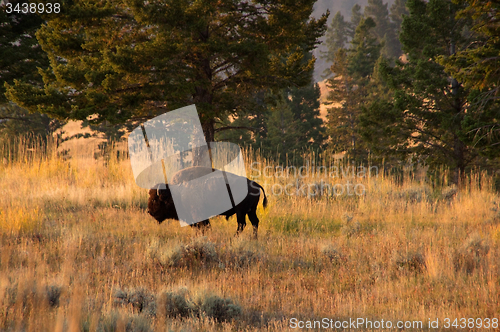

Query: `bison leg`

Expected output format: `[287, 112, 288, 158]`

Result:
[248, 210, 259, 239]
[235, 211, 246, 236]
[190, 220, 211, 234]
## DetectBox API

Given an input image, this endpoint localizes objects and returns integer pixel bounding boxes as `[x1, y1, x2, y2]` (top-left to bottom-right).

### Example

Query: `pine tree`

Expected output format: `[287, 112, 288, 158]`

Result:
[286, 82, 325, 152]
[348, 17, 382, 80]
[0, 103, 59, 143]
[321, 11, 351, 78]
[390, 0, 409, 34]
[5, 0, 328, 144]
[364, 0, 391, 42]
[0, 0, 47, 104]
[326, 48, 361, 155]
[0, 0, 64, 151]
[441, 0, 500, 98]
[361, 0, 482, 184]
[388, 0, 409, 58]
[216, 81, 325, 164]
[214, 91, 268, 147]
[351, 4, 364, 31]
[326, 18, 380, 160]
[265, 96, 301, 162]
[439, 0, 500, 167]
[364, 0, 399, 58]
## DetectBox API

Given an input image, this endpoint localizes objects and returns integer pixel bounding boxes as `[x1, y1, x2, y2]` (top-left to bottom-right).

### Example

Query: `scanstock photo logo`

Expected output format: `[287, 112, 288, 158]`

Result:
[249, 162, 378, 199]
[127, 104, 251, 227]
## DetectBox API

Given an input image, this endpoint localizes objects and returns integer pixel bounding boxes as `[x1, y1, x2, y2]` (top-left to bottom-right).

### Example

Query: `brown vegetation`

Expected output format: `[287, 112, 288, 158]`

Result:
[0, 137, 499, 331]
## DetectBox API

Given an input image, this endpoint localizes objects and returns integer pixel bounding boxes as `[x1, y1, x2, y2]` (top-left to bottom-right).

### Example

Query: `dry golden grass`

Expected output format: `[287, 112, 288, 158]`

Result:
[0, 137, 499, 331]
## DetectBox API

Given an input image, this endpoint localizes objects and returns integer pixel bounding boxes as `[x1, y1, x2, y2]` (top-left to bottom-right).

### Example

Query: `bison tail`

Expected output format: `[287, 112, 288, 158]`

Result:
[253, 182, 268, 209]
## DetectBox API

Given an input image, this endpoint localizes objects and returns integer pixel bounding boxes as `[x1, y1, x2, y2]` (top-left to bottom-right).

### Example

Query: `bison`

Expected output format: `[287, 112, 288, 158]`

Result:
[147, 166, 268, 237]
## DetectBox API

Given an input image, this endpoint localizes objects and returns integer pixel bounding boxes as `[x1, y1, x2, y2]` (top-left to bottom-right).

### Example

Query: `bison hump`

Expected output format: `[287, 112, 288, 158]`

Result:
[170, 166, 215, 185]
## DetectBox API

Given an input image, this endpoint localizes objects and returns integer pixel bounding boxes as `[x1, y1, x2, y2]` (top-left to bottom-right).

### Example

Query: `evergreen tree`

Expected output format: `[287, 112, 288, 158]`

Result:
[326, 48, 362, 155]
[351, 4, 364, 31]
[440, 0, 500, 101]
[364, 0, 399, 58]
[361, 0, 480, 184]
[389, 0, 409, 34]
[0, 103, 60, 142]
[364, 0, 391, 42]
[216, 81, 325, 164]
[440, 0, 500, 166]
[348, 17, 382, 79]
[5, 0, 328, 144]
[265, 96, 301, 161]
[326, 18, 381, 159]
[321, 11, 351, 78]
[388, 0, 409, 58]
[0, 0, 64, 151]
[214, 91, 269, 146]
[0, 0, 47, 104]
[286, 82, 325, 152]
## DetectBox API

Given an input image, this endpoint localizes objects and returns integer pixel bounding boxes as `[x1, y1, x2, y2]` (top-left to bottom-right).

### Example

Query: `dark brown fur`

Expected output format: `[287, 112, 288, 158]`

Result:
[147, 168, 267, 237]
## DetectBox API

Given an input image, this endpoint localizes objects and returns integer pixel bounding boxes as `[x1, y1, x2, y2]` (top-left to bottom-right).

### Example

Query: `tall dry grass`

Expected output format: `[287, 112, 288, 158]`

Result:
[0, 136, 499, 331]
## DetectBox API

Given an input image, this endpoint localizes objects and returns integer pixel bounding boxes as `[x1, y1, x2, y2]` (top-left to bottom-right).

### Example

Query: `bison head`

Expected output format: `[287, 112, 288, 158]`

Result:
[147, 184, 178, 223]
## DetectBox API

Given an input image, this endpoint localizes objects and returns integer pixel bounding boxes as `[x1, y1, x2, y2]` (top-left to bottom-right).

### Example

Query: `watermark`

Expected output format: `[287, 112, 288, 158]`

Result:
[127, 104, 249, 226]
[289, 317, 423, 329]
[250, 162, 378, 198]
[289, 317, 499, 329]
[262, 179, 366, 198]
[250, 162, 379, 180]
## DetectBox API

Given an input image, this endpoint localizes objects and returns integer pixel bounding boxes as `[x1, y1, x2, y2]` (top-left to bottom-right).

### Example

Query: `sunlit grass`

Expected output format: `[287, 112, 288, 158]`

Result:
[0, 136, 499, 331]
[0, 205, 42, 235]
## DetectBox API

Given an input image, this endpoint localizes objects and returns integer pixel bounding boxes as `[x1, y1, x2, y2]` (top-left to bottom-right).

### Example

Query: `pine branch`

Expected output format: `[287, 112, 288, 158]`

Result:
[214, 126, 258, 133]
[0, 116, 31, 122]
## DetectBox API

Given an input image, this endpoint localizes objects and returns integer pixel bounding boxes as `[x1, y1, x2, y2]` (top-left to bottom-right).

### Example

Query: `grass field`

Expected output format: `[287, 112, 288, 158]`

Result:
[1, 137, 499, 331]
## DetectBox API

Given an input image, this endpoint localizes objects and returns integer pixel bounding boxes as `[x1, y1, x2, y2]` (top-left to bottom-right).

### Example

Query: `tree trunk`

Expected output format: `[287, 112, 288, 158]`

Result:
[453, 135, 466, 186]
[450, 36, 466, 187]
[202, 120, 215, 143]
[191, 120, 215, 167]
